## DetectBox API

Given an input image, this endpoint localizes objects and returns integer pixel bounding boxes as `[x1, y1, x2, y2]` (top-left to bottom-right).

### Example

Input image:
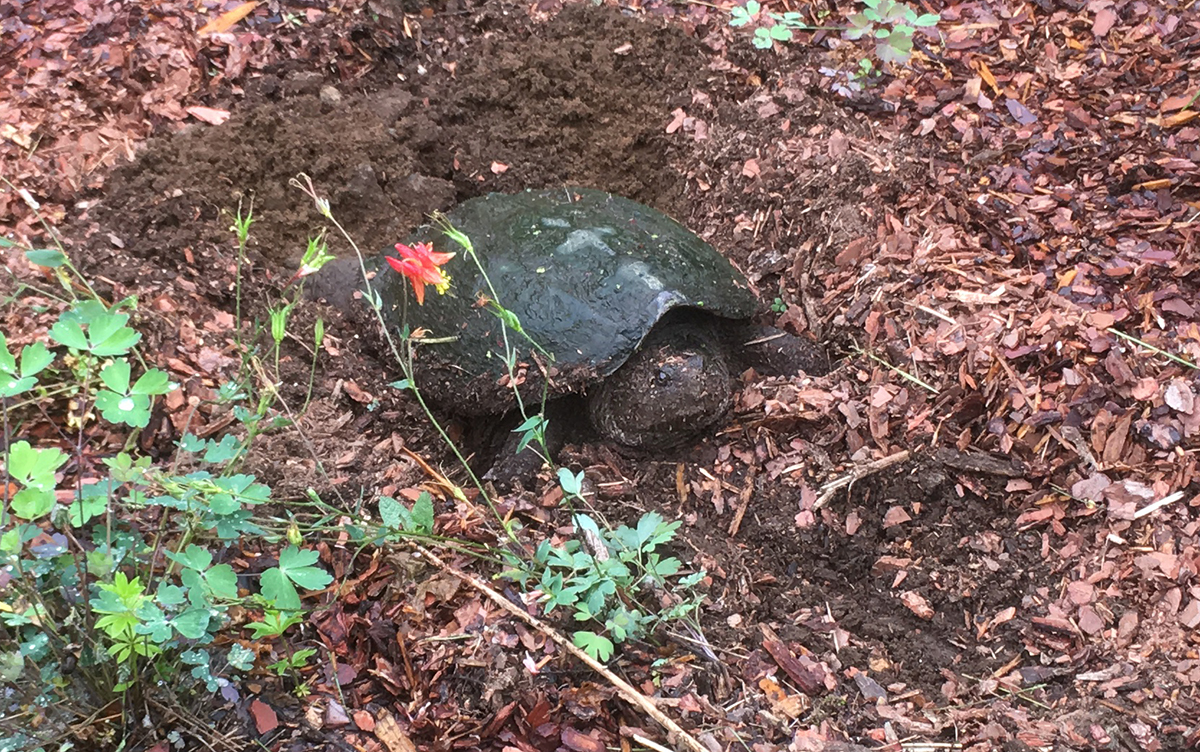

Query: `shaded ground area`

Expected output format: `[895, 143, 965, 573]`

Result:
[4, 0, 1200, 750]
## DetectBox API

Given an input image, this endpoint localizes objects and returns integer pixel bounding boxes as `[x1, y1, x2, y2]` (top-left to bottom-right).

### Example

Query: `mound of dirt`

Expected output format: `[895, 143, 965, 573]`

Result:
[84, 4, 704, 277]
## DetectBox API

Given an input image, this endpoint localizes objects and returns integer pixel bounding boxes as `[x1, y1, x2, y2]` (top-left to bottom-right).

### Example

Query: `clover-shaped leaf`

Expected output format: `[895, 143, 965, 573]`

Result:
[752, 27, 778, 48]
[82, 311, 137, 354]
[94, 389, 151, 428]
[95, 361, 172, 428]
[156, 582, 187, 607]
[573, 631, 614, 662]
[49, 308, 141, 356]
[135, 602, 173, 642]
[169, 544, 240, 603]
[67, 482, 108, 526]
[203, 434, 242, 464]
[729, 1, 759, 26]
[844, 11, 873, 39]
[172, 606, 213, 640]
[228, 643, 255, 671]
[182, 565, 239, 604]
[0, 335, 53, 398]
[877, 29, 914, 63]
[877, 0, 910, 24]
[5, 441, 67, 520]
[260, 546, 333, 611]
[379, 492, 435, 535]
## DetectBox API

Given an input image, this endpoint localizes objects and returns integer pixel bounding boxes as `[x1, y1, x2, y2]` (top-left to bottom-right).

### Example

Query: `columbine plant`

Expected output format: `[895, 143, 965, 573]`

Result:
[385, 240, 455, 305]
[293, 176, 708, 662]
[729, 0, 818, 49]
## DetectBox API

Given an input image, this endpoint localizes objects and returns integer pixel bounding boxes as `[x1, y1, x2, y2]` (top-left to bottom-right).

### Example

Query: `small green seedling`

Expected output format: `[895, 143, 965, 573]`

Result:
[502, 508, 706, 662]
[379, 491, 436, 536]
[845, 0, 940, 64]
[731, 0, 939, 66]
[729, 1, 814, 49]
[267, 648, 316, 676]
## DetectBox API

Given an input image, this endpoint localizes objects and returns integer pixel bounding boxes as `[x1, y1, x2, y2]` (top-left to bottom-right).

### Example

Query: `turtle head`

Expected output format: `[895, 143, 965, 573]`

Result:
[586, 317, 732, 449]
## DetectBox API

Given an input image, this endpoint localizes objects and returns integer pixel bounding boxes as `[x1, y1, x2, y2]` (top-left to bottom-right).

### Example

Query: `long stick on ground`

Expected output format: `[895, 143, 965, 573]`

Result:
[414, 545, 709, 752]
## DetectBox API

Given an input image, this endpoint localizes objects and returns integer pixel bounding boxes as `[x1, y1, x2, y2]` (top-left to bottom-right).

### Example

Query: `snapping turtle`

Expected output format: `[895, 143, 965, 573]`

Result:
[318, 188, 825, 465]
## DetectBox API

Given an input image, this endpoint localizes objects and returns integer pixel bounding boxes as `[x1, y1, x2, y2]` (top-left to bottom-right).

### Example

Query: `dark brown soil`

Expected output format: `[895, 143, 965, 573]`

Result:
[83, 4, 703, 276]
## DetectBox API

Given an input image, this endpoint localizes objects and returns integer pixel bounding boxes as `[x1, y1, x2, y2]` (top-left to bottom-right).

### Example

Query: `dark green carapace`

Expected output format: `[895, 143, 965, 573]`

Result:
[375, 188, 759, 416]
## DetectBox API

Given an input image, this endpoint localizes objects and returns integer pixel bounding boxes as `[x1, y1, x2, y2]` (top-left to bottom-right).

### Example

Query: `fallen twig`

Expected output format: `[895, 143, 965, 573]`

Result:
[728, 465, 757, 537]
[814, 450, 911, 510]
[414, 545, 709, 752]
[1133, 490, 1186, 519]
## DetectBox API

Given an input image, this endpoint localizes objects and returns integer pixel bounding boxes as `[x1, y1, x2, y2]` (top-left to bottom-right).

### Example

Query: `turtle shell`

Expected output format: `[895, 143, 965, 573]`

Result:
[373, 187, 759, 414]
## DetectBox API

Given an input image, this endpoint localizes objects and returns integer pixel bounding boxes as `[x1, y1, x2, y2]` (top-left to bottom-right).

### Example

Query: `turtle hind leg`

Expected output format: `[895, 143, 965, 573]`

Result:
[303, 256, 370, 311]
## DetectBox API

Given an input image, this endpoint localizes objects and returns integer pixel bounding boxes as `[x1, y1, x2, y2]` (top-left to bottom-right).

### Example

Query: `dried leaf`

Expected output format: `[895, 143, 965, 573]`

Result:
[1164, 379, 1195, 414]
[250, 698, 278, 734]
[665, 107, 687, 134]
[1092, 8, 1118, 37]
[197, 1, 258, 35]
[375, 709, 418, 752]
[759, 676, 804, 718]
[882, 505, 911, 528]
[899, 590, 934, 620]
[1004, 97, 1038, 125]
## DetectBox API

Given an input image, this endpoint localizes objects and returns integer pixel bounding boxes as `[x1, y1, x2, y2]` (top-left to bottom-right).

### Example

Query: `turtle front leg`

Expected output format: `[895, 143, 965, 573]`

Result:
[729, 324, 830, 378]
[483, 400, 575, 490]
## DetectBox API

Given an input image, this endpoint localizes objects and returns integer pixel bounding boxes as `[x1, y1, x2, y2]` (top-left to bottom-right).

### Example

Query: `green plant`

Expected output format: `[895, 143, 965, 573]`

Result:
[1, 226, 336, 746]
[293, 176, 710, 664]
[770, 297, 787, 314]
[292, 174, 551, 532]
[853, 57, 875, 81]
[729, 0, 816, 49]
[845, 0, 939, 65]
[729, 0, 939, 67]
[379, 491, 436, 536]
[501, 506, 706, 662]
[267, 647, 316, 676]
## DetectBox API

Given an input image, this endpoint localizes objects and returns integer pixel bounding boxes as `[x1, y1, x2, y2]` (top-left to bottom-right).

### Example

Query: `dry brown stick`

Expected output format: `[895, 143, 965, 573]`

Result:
[414, 545, 708, 752]
[728, 466, 757, 537]
[813, 449, 911, 510]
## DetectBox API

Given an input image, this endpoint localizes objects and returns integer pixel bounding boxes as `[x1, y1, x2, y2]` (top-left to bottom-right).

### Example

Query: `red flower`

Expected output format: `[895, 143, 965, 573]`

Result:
[385, 241, 455, 305]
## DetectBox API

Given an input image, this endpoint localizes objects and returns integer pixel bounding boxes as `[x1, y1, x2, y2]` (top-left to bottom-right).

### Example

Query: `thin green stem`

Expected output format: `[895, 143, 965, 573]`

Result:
[852, 345, 939, 393]
[1, 177, 101, 302]
[289, 176, 515, 539]
[1107, 327, 1198, 369]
